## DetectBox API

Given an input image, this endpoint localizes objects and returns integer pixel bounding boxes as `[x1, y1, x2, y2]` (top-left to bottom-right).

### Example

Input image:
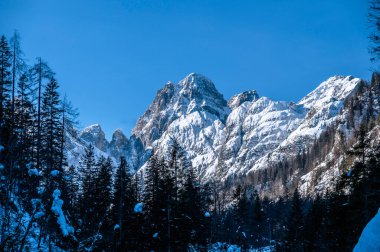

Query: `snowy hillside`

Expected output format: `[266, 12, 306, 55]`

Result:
[65, 124, 149, 172]
[249, 76, 360, 172]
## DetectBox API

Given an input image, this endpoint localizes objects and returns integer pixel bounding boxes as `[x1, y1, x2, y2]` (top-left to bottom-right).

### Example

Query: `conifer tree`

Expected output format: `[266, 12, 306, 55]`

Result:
[79, 144, 97, 240]
[251, 191, 264, 248]
[0, 35, 11, 127]
[64, 165, 79, 214]
[304, 194, 325, 251]
[160, 158, 176, 252]
[177, 166, 202, 248]
[143, 154, 167, 250]
[281, 188, 304, 252]
[85, 156, 114, 250]
[39, 77, 73, 248]
[143, 153, 162, 226]
[29, 58, 54, 172]
[40, 77, 64, 188]
[95, 156, 113, 220]
[112, 156, 136, 250]
[10, 30, 26, 123]
[232, 185, 249, 248]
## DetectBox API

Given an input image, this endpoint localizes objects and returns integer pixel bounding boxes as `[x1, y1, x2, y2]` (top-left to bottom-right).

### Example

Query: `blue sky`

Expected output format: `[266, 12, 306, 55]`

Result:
[0, 0, 371, 138]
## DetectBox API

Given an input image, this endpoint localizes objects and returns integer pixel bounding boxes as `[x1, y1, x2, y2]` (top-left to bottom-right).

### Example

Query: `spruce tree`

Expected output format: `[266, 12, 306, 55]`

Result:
[88, 156, 113, 250]
[40, 77, 73, 248]
[79, 144, 97, 240]
[0, 35, 11, 128]
[252, 191, 264, 248]
[10, 30, 26, 124]
[40, 77, 64, 189]
[64, 165, 79, 214]
[282, 188, 304, 252]
[112, 156, 136, 250]
[232, 185, 249, 249]
[303, 194, 325, 251]
[177, 165, 205, 249]
[29, 58, 54, 172]
[95, 156, 113, 220]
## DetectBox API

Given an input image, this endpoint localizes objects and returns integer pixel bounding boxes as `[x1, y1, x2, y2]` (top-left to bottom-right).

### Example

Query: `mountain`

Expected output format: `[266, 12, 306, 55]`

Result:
[243, 76, 363, 196]
[227, 90, 259, 109]
[65, 73, 364, 197]
[65, 124, 149, 172]
[132, 73, 230, 148]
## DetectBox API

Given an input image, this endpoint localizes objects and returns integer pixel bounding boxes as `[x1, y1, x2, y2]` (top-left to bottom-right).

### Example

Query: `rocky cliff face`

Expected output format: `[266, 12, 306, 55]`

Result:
[228, 90, 259, 110]
[65, 124, 148, 172]
[246, 76, 361, 174]
[78, 124, 109, 152]
[132, 73, 230, 148]
[65, 73, 365, 197]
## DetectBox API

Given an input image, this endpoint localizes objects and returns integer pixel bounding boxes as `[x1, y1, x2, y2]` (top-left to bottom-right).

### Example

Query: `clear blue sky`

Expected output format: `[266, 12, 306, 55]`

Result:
[0, 0, 371, 138]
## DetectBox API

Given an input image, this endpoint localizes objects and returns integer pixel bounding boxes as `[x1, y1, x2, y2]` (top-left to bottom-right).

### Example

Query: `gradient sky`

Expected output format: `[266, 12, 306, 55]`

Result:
[0, 0, 372, 138]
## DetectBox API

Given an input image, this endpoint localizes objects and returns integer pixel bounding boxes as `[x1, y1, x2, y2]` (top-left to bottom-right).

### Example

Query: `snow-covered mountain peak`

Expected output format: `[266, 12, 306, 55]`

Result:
[81, 123, 102, 134]
[79, 124, 105, 142]
[176, 72, 230, 119]
[111, 128, 127, 143]
[79, 124, 108, 152]
[181, 73, 220, 93]
[298, 75, 361, 109]
[179, 72, 214, 90]
[132, 73, 230, 148]
[242, 75, 362, 183]
[228, 90, 260, 110]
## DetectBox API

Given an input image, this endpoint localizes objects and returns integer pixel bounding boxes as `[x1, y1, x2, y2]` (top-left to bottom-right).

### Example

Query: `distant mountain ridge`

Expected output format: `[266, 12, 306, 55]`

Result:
[64, 73, 364, 197]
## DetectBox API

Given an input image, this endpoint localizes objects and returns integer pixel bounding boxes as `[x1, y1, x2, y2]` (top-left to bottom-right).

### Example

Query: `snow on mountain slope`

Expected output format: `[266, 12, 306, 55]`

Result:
[78, 124, 109, 152]
[157, 110, 227, 178]
[228, 90, 259, 110]
[132, 73, 230, 148]
[132, 74, 362, 187]
[65, 73, 230, 173]
[65, 73, 363, 196]
[65, 124, 148, 172]
[219, 97, 306, 179]
[133, 73, 230, 177]
[245, 76, 361, 175]
[285, 76, 359, 146]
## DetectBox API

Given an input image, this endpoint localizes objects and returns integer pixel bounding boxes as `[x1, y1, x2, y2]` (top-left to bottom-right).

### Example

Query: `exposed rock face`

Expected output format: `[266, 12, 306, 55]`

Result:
[228, 90, 259, 110]
[79, 124, 109, 152]
[66, 126, 149, 172]
[109, 129, 129, 160]
[219, 96, 306, 179]
[132, 73, 230, 148]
